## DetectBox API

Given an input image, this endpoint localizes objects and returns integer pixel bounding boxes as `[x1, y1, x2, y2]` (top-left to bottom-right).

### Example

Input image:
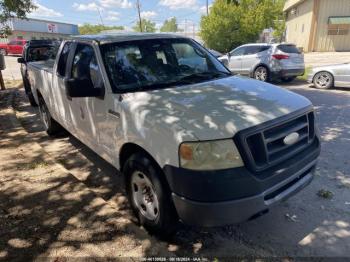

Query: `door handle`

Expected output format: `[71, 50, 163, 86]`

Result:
[108, 109, 120, 119]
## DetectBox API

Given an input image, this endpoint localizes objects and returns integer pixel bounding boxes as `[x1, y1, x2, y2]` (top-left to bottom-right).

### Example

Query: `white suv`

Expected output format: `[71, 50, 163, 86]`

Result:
[219, 43, 305, 82]
[27, 34, 320, 237]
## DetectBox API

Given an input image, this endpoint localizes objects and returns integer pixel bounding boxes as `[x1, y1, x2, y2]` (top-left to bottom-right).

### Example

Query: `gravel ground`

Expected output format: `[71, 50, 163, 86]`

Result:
[0, 80, 349, 260]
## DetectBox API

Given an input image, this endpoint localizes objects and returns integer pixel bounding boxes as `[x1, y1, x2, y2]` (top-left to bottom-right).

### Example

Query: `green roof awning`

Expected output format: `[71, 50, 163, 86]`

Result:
[329, 17, 350, 25]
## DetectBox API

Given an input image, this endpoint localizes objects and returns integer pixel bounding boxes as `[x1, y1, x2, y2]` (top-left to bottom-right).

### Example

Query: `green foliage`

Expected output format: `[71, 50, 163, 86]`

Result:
[200, 0, 286, 53]
[78, 24, 124, 35]
[0, 0, 36, 36]
[160, 17, 179, 32]
[132, 19, 156, 33]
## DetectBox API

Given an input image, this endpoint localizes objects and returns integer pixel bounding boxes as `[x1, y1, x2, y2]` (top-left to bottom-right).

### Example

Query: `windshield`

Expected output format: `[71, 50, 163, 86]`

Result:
[100, 38, 231, 92]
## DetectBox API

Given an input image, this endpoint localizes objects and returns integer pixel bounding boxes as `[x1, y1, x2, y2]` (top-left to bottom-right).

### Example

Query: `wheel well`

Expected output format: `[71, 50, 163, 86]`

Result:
[119, 143, 158, 171]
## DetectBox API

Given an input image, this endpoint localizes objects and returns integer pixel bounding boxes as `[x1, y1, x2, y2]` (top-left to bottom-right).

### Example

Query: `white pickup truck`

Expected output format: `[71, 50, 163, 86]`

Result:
[27, 34, 320, 237]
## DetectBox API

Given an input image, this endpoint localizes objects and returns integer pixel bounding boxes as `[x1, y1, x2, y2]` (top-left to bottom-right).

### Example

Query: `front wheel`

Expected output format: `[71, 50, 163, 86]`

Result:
[313, 71, 333, 89]
[254, 66, 269, 82]
[38, 97, 62, 135]
[124, 152, 178, 238]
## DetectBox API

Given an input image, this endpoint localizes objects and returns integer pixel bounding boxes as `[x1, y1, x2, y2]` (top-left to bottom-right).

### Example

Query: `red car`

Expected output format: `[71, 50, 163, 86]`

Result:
[0, 39, 27, 56]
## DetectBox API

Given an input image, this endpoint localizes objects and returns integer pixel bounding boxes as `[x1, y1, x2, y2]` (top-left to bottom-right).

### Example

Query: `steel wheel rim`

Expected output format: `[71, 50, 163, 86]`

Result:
[0, 49, 5, 55]
[131, 171, 159, 221]
[255, 67, 267, 81]
[39, 102, 49, 130]
[315, 73, 331, 88]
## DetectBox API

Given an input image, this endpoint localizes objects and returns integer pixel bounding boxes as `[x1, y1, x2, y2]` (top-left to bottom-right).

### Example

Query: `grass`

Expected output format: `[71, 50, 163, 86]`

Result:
[317, 189, 334, 199]
[297, 66, 312, 81]
[17, 161, 50, 170]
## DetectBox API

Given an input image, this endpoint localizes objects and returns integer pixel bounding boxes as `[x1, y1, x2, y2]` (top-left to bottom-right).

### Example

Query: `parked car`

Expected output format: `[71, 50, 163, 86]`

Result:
[219, 43, 305, 82]
[27, 34, 320, 237]
[17, 40, 60, 106]
[0, 39, 27, 56]
[307, 63, 350, 89]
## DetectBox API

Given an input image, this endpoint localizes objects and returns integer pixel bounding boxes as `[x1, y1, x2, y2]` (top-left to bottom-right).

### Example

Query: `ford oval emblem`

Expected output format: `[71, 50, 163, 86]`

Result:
[283, 132, 300, 145]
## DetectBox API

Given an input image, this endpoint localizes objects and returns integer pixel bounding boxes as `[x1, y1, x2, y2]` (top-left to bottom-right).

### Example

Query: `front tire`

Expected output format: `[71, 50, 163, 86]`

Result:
[38, 96, 62, 135]
[254, 66, 269, 82]
[123, 152, 178, 238]
[313, 71, 333, 89]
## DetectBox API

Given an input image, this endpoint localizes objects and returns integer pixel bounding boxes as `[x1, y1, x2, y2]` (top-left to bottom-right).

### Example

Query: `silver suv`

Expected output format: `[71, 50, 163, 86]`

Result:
[219, 43, 305, 82]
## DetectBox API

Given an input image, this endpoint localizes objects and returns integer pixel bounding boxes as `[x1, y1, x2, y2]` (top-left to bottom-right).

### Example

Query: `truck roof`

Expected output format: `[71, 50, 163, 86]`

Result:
[70, 33, 187, 44]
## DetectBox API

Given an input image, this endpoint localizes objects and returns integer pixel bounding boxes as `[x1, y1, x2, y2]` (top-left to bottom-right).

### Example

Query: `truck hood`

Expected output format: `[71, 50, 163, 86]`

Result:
[122, 76, 312, 141]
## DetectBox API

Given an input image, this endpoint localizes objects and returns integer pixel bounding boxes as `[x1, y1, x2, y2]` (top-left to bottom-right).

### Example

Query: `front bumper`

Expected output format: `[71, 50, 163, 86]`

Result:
[163, 137, 320, 227]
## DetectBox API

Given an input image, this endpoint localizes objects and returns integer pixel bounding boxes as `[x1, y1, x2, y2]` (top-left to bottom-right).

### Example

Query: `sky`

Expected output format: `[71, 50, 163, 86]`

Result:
[28, 0, 214, 31]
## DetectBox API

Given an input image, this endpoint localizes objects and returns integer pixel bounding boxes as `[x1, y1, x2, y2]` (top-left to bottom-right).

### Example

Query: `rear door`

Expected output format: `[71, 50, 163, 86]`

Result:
[276, 44, 304, 70]
[228, 46, 245, 73]
[241, 45, 270, 75]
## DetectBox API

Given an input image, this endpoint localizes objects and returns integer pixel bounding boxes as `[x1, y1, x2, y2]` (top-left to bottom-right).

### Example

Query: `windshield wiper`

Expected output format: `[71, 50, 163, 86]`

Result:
[179, 71, 231, 82]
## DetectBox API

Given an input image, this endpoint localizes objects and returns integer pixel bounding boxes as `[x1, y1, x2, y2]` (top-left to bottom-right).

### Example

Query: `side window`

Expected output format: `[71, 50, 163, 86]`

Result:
[71, 44, 103, 88]
[57, 42, 72, 77]
[244, 46, 260, 55]
[230, 47, 245, 56]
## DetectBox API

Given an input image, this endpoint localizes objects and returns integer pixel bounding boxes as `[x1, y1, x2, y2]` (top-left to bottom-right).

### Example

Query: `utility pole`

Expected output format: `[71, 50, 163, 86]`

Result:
[206, 0, 209, 15]
[97, 8, 104, 26]
[136, 0, 143, 32]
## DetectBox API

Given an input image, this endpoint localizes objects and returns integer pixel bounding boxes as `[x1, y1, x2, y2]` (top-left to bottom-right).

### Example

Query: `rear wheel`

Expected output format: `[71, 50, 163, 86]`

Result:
[281, 76, 296, 83]
[0, 48, 7, 56]
[254, 66, 269, 82]
[313, 71, 333, 89]
[38, 96, 62, 135]
[124, 152, 178, 238]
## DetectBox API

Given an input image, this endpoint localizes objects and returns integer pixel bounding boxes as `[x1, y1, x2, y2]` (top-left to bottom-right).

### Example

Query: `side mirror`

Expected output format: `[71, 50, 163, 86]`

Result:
[227, 52, 231, 58]
[17, 57, 25, 64]
[65, 78, 104, 98]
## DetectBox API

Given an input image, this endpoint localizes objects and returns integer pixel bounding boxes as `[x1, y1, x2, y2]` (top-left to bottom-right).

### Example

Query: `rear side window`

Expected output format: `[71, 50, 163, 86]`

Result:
[57, 42, 72, 77]
[277, 45, 301, 54]
[244, 46, 270, 55]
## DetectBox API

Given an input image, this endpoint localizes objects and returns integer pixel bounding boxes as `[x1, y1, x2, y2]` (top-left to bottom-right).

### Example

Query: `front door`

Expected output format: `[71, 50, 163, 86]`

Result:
[67, 43, 118, 163]
[228, 46, 245, 74]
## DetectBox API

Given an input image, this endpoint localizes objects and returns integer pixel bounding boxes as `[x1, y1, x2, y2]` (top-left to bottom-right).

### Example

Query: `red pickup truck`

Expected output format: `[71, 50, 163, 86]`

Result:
[0, 39, 27, 56]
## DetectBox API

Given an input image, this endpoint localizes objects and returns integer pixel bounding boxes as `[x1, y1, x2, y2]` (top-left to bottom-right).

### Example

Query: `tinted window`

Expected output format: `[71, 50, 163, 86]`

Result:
[72, 44, 103, 88]
[244, 46, 270, 55]
[8, 41, 16, 45]
[27, 46, 57, 62]
[277, 45, 301, 54]
[57, 42, 72, 77]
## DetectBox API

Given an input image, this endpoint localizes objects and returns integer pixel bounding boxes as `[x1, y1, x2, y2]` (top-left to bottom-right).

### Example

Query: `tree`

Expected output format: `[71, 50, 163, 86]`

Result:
[200, 0, 285, 53]
[78, 24, 124, 35]
[0, 0, 36, 35]
[132, 19, 156, 33]
[160, 17, 178, 32]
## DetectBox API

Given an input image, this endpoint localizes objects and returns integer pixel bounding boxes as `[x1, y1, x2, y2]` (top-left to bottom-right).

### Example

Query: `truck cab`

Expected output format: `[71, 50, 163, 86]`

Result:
[27, 34, 320, 237]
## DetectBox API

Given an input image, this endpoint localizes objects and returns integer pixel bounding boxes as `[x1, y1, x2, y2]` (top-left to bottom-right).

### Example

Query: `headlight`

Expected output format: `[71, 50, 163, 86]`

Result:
[179, 139, 244, 171]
